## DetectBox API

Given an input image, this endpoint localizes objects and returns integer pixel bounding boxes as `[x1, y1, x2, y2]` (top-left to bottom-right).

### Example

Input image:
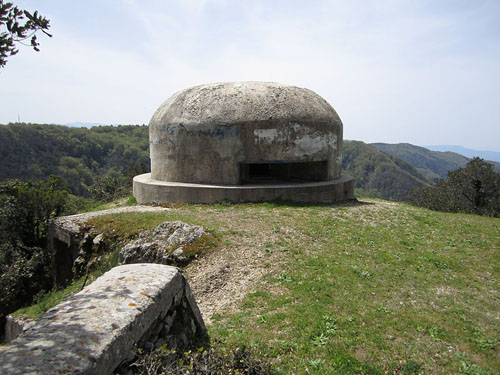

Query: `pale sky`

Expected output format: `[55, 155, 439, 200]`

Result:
[1, 0, 499, 150]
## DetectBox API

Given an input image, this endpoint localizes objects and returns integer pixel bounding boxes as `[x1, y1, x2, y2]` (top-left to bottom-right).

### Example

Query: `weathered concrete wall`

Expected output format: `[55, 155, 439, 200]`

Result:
[134, 173, 354, 204]
[149, 82, 343, 185]
[0, 264, 206, 375]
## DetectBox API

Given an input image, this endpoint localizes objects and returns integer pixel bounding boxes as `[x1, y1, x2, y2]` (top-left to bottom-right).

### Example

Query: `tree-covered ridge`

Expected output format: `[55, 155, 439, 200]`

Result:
[1, 123, 435, 202]
[4, 123, 497, 204]
[0, 123, 150, 197]
[371, 142, 500, 181]
[343, 140, 430, 201]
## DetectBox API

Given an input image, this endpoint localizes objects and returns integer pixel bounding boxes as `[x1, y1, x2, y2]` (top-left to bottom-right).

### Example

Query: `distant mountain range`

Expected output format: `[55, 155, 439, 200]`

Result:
[64, 122, 108, 128]
[424, 145, 500, 163]
[371, 143, 500, 179]
[343, 141, 500, 201]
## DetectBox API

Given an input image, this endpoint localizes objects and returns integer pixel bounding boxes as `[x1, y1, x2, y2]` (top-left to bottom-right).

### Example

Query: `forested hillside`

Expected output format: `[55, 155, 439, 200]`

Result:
[371, 142, 500, 181]
[343, 140, 430, 201]
[0, 123, 150, 197]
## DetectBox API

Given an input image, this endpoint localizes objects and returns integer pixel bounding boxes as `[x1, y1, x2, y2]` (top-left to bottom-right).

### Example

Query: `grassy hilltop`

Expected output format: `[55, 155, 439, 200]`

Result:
[193, 200, 498, 375]
[20, 199, 498, 374]
[1, 123, 498, 373]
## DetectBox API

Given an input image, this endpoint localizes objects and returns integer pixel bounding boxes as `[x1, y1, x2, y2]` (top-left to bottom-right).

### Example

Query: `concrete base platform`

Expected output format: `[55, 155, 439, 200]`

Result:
[133, 173, 354, 204]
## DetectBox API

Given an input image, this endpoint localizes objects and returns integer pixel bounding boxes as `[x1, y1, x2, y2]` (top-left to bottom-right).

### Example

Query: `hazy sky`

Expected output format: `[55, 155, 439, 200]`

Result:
[1, 0, 499, 150]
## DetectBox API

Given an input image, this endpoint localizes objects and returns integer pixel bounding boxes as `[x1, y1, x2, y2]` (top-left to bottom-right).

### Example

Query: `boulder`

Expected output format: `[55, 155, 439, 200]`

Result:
[119, 221, 205, 265]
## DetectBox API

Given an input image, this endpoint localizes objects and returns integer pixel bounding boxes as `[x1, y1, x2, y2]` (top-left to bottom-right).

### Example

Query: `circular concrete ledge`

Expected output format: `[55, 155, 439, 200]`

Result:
[133, 173, 354, 204]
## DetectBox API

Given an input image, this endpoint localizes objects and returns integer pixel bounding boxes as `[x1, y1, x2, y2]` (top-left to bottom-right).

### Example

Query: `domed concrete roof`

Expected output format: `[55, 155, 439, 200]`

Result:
[149, 81, 344, 186]
[134, 82, 353, 204]
[150, 81, 342, 127]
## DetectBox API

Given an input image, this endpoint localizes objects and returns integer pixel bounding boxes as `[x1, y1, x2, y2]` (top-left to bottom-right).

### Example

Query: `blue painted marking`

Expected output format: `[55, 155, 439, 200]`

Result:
[161, 124, 239, 138]
[197, 127, 239, 138]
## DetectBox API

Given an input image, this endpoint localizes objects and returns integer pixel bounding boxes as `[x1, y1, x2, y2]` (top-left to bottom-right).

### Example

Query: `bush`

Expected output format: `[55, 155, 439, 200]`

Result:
[0, 176, 70, 338]
[0, 176, 69, 247]
[125, 345, 273, 375]
[0, 242, 53, 333]
[89, 174, 129, 202]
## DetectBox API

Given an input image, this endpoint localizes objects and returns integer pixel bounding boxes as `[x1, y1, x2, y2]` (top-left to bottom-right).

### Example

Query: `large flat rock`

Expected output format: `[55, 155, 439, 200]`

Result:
[0, 264, 205, 375]
[51, 205, 169, 234]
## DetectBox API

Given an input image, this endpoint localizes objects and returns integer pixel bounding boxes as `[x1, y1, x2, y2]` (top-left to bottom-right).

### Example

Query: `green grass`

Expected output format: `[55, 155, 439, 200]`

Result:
[199, 200, 499, 375]
[11, 199, 499, 374]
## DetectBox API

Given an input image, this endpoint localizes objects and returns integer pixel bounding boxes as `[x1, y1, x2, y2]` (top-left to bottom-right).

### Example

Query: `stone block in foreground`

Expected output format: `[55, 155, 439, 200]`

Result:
[0, 264, 206, 375]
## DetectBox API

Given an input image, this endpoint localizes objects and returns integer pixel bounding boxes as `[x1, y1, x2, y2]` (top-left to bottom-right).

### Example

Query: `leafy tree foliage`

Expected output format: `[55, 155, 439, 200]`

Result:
[0, 124, 150, 335]
[0, 176, 68, 246]
[0, 123, 149, 198]
[0, 176, 69, 335]
[0, 123, 150, 336]
[410, 158, 500, 217]
[89, 174, 128, 202]
[0, 1, 51, 67]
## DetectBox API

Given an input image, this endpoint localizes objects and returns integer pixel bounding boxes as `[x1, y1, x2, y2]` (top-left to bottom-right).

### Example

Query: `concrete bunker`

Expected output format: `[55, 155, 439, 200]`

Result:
[134, 81, 353, 204]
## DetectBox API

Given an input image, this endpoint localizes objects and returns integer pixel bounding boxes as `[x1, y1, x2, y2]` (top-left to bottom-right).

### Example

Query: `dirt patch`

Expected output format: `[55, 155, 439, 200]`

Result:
[183, 241, 275, 324]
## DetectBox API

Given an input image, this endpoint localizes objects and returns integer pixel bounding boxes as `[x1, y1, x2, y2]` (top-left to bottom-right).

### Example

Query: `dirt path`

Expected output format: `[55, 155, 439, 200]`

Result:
[183, 235, 273, 325]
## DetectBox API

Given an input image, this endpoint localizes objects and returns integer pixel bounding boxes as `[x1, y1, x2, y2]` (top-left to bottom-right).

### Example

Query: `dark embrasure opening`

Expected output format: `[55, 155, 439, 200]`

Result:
[240, 161, 328, 184]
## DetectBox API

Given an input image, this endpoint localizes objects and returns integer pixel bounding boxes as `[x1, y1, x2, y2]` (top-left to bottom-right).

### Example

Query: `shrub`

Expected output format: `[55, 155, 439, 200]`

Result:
[0, 176, 70, 338]
[126, 345, 273, 375]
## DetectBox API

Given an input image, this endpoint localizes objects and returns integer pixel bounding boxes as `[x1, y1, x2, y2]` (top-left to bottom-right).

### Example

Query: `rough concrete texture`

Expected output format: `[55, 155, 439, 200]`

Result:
[149, 81, 344, 185]
[134, 173, 354, 204]
[4, 315, 35, 343]
[49, 206, 169, 285]
[119, 221, 206, 265]
[0, 264, 206, 375]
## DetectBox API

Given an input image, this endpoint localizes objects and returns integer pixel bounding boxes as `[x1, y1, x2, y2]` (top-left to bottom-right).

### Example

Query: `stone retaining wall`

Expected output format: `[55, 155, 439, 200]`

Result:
[48, 206, 169, 285]
[0, 264, 206, 375]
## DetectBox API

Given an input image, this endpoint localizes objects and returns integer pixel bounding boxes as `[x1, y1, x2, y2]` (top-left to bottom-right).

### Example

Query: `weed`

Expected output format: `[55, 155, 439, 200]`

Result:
[214, 199, 232, 208]
[471, 327, 498, 351]
[126, 195, 137, 206]
[352, 266, 374, 279]
[276, 273, 292, 283]
[456, 352, 493, 375]
[32, 289, 57, 316]
[310, 333, 329, 347]
[376, 306, 390, 314]
[399, 359, 423, 375]
[433, 260, 448, 270]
